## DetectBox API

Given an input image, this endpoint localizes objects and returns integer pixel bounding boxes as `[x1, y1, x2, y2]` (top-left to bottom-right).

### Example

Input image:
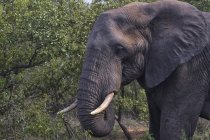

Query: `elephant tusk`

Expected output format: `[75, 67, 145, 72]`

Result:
[90, 92, 114, 115]
[57, 99, 77, 114]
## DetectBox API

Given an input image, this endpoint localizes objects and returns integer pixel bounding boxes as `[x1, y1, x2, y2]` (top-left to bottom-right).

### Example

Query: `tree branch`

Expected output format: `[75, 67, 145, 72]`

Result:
[0, 59, 45, 77]
[115, 115, 132, 140]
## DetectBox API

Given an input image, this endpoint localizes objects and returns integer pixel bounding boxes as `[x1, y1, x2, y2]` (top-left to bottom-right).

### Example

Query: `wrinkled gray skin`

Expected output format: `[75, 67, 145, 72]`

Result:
[77, 0, 210, 139]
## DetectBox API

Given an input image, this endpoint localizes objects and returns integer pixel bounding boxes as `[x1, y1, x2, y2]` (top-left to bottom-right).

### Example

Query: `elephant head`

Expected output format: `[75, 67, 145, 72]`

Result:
[76, 0, 208, 137]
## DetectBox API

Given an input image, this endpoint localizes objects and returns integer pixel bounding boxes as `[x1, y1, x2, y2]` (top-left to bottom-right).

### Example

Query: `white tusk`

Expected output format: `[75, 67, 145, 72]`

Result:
[57, 99, 77, 115]
[90, 92, 114, 115]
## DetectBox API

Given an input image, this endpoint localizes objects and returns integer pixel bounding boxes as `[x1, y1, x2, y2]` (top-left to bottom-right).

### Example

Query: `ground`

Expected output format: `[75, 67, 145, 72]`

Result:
[97, 117, 148, 140]
[92, 118, 210, 140]
[66, 113, 210, 140]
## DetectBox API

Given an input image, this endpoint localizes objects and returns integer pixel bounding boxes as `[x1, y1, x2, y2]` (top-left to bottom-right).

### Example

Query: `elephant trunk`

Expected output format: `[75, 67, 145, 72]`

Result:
[77, 49, 116, 137]
[77, 92, 115, 136]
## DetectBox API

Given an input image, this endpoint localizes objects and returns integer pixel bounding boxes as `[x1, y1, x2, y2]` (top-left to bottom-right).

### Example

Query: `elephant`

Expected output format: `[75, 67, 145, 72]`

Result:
[59, 0, 210, 139]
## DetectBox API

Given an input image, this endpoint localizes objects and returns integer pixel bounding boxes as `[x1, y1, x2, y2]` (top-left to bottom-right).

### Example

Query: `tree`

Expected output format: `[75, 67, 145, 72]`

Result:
[0, 0, 209, 139]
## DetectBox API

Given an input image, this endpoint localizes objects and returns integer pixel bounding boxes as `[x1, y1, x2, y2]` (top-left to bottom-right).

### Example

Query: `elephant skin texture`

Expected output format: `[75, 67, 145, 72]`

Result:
[76, 0, 210, 139]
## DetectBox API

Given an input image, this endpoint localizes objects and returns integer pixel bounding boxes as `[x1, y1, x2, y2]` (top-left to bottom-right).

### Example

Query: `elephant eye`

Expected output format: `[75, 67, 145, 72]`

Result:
[114, 45, 126, 56]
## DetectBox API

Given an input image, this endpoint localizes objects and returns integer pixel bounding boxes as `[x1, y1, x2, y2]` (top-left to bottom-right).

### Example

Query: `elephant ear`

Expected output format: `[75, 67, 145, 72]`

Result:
[143, 0, 209, 88]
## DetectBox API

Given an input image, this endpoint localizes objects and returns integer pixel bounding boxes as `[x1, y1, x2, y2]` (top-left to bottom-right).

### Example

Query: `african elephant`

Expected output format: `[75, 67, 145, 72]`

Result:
[63, 0, 210, 139]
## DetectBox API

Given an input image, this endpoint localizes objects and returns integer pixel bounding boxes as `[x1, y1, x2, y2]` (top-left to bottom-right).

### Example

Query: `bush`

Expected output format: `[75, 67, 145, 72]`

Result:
[1, 0, 210, 139]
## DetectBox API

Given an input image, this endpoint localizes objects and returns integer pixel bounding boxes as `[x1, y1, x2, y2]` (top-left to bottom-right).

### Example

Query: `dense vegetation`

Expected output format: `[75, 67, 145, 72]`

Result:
[0, 0, 210, 139]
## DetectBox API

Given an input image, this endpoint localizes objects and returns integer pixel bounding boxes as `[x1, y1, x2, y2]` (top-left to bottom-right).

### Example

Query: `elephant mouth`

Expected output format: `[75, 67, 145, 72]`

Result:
[57, 91, 116, 115]
[122, 73, 133, 85]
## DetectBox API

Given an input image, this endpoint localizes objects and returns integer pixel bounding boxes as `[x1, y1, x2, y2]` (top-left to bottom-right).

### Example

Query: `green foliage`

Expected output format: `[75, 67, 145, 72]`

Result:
[0, 0, 210, 139]
[0, 0, 87, 139]
[182, 0, 210, 11]
[24, 95, 59, 138]
[192, 119, 210, 140]
[116, 82, 149, 121]
[138, 132, 155, 140]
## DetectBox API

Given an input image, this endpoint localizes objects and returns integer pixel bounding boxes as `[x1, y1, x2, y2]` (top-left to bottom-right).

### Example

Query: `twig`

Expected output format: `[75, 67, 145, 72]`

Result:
[115, 115, 132, 140]
[62, 117, 72, 139]
[118, 87, 125, 122]
[62, 116, 79, 139]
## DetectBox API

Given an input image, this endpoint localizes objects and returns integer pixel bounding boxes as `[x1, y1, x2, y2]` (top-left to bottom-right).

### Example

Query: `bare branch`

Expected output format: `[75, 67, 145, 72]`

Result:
[115, 115, 132, 140]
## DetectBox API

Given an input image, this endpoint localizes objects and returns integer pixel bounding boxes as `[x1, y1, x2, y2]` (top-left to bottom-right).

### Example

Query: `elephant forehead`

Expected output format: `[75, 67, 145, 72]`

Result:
[110, 23, 145, 47]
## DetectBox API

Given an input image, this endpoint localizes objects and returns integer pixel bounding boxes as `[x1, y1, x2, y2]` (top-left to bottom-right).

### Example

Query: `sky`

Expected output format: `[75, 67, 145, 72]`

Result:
[84, 0, 92, 3]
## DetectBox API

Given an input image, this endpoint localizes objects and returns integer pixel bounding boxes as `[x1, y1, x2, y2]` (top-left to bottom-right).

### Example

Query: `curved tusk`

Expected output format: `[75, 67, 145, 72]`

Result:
[57, 99, 77, 115]
[90, 92, 115, 115]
